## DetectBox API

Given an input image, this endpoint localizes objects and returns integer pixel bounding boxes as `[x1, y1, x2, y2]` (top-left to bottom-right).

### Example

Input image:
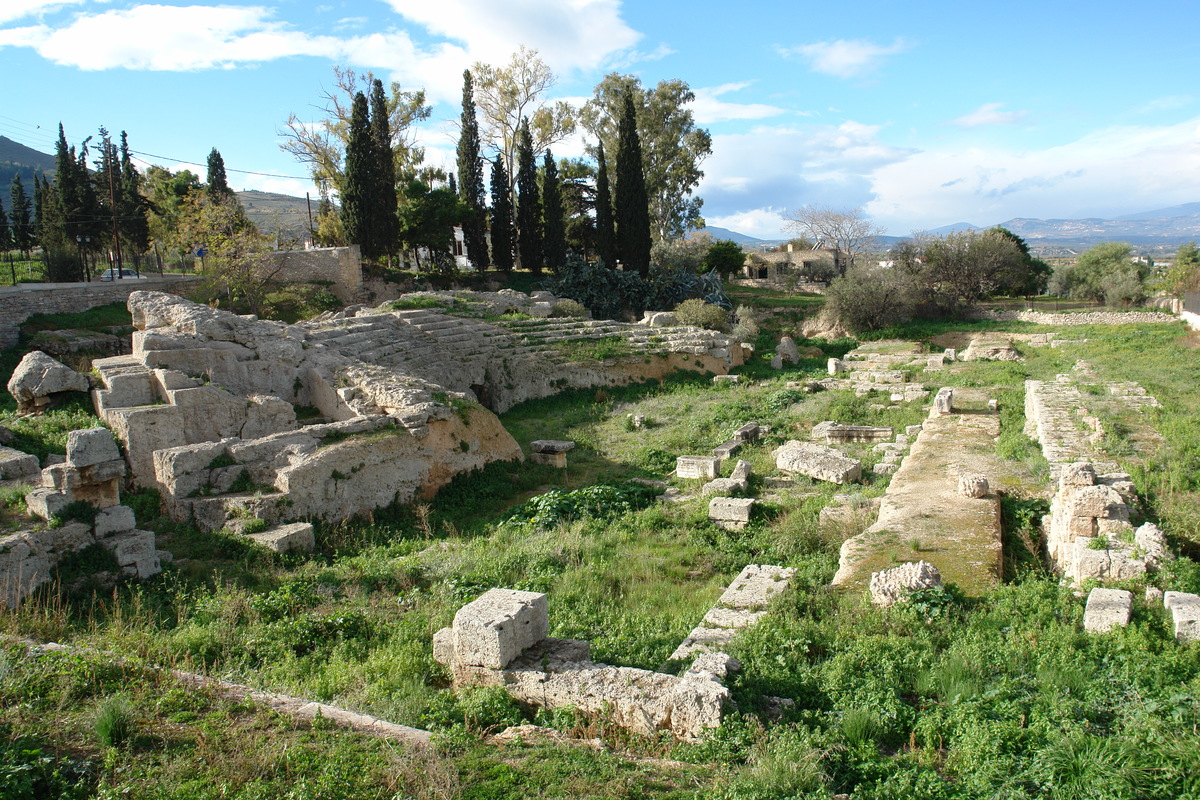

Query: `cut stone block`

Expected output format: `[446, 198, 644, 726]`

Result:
[0, 447, 39, 481]
[24, 488, 69, 521]
[101, 529, 156, 567]
[66, 428, 122, 468]
[932, 387, 954, 417]
[712, 439, 741, 460]
[712, 375, 740, 384]
[530, 440, 575, 454]
[869, 560, 942, 606]
[1083, 587, 1132, 633]
[773, 441, 862, 484]
[733, 423, 760, 442]
[708, 497, 755, 528]
[450, 589, 549, 669]
[529, 451, 567, 468]
[6, 351, 89, 409]
[827, 358, 845, 375]
[677, 456, 720, 480]
[247, 522, 315, 553]
[811, 421, 892, 444]
[958, 474, 990, 498]
[1164, 592, 1200, 642]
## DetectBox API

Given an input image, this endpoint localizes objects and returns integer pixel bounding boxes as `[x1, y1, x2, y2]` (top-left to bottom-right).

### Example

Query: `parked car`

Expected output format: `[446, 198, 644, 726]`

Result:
[99, 268, 148, 281]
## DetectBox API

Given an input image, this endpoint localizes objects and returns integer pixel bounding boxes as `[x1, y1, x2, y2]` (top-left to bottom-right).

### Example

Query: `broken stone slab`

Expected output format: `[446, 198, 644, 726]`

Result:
[247, 522, 315, 553]
[6, 351, 89, 411]
[773, 441, 862, 484]
[531, 440, 575, 454]
[443, 588, 550, 669]
[1083, 587, 1133, 633]
[712, 439, 741, 460]
[0, 447, 40, 481]
[685, 652, 741, 681]
[66, 428, 122, 468]
[708, 497, 755, 529]
[24, 488, 69, 521]
[770, 354, 783, 369]
[869, 560, 942, 606]
[872, 463, 898, 476]
[1061, 462, 1098, 487]
[733, 423, 760, 442]
[811, 421, 892, 444]
[94, 505, 136, 537]
[827, 358, 845, 375]
[958, 474, 990, 498]
[712, 375, 740, 384]
[670, 565, 795, 661]
[1134, 523, 1169, 570]
[775, 337, 801, 364]
[676, 456, 720, 480]
[1164, 592, 1200, 642]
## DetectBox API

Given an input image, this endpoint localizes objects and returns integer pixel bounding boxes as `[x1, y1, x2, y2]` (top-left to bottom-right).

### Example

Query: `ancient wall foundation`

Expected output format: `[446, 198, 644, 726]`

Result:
[262, 246, 363, 302]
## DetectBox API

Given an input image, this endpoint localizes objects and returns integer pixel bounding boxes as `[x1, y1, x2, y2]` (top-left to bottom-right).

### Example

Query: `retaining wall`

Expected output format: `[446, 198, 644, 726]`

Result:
[262, 245, 363, 302]
[0, 276, 202, 349]
[976, 308, 1177, 325]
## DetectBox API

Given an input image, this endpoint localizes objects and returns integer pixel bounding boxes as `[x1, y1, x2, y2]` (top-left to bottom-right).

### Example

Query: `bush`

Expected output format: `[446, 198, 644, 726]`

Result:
[94, 695, 135, 747]
[548, 299, 588, 318]
[674, 298, 730, 332]
[731, 304, 760, 344]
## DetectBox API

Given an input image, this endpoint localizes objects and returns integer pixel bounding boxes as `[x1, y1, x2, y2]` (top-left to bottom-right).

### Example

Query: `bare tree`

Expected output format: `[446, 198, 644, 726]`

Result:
[784, 205, 884, 275]
[471, 46, 575, 205]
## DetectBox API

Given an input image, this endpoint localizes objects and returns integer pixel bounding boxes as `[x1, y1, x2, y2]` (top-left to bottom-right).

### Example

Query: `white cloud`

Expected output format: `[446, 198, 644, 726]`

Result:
[865, 117, 1200, 232]
[951, 102, 1028, 127]
[0, 0, 81, 25]
[381, 0, 640, 75]
[780, 38, 909, 79]
[691, 83, 787, 124]
[706, 208, 790, 240]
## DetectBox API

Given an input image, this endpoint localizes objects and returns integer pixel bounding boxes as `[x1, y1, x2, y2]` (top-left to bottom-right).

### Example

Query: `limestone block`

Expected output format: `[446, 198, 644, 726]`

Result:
[23, 522, 94, 557]
[94, 505, 136, 537]
[1146, 586, 1164, 604]
[644, 311, 678, 327]
[944, 348, 956, 361]
[729, 460, 751, 482]
[677, 456, 720, 480]
[531, 440, 575, 454]
[246, 522, 315, 553]
[701, 477, 746, 496]
[812, 421, 892, 444]
[712, 440, 741, 460]
[529, 302, 554, 318]
[959, 474, 990, 498]
[242, 395, 298, 440]
[770, 354, 783, 370]
[432, 626, 454, 665]
[25, 488, 69, 521]
[100, 529, 156, 567]
[1060, 462, 1097, 487]
[686, 652, 741, 680]
[0, 447, 39, 480]
[1134, 523, 1169, 570]
[7, 351, 89, 406]
[1083, 588, 1133, 632]
[872, 463, 898, 475]
[931, 387, 954, 417]
[0, 541, 51, 608]
[1068, 485, 1124, 518]
[827, 358, 845, 375]
[709, 497, 755, 526]
[715, 564, 795, 609]
[66, 428, 121, 468]
[1164, 592, 1200, 642]
[450, 589, 549, 669]
[733, 423, 760, 443]
[529, 451, 567, 468]
[926, 355, 945, 369]
[712, 375, 740, 384]
[776, 337, 801, 364]
[869, 560, 942, 606]
[906, 425, 923, 437]
[773, 441, 862, 484]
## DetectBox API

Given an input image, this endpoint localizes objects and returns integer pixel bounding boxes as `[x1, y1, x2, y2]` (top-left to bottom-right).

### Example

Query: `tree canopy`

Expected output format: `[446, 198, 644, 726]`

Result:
[784, 205, 883, 275]
[614, 92, 652, 277]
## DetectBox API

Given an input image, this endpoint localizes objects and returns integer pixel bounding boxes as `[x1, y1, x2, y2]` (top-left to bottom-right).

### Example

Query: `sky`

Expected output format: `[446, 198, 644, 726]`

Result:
[1, 0, 1199, 238]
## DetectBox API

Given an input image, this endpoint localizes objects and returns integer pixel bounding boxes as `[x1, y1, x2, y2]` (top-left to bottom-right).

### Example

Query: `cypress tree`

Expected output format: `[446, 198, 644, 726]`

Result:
[456, 69, 489, 270]
[0, 196, 10, 253]
[594, 140, 617, 268]
[489, 155, 514, 272]
[10, 175, 33, 258]
[369, 78, 398, 266]
[515, 119, 542, 275]
[119, 131, 150, 259]
[206, 148, 232, 200]
[341, 92, 376, 260]
[614, 91, 652, 277]
[541, 150, 566, 272]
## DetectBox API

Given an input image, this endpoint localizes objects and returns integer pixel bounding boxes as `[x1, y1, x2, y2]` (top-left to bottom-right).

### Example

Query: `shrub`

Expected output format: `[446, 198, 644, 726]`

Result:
[95, 695, 135, 747]
[548, 299, 588, 318]
[731, 304, 760, 343]
[674, 298, 731, 332]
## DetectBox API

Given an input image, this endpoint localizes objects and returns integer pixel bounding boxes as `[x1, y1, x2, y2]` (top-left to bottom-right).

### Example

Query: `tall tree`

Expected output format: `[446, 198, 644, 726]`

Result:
[0, 195, 10, 255]
[515, 119, 543, 275]
[471, 46, 576, 207]
[456, 69, 489, 270]
[119, 131, 151, 260]
[9, 175, 33, 259]
[206, 148, 233, 200]
[397, 178, 462, 272]
[614, 92, 651, 277]
[369, 78, 399, 265]
[785, 205, 883, 276]
[593, 140, 617, 268]
[341, 92, 376, 260]
[582, 74, 712, 242]
[280, 66, 429, 196]
[541, 150, 566, 272]
[489, 154, 514, 272]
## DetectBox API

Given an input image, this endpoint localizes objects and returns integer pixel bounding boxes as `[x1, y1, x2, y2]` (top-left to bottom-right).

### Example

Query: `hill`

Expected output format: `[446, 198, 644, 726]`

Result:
[236, 189, 313, 242]
[0, 135, 56, 189]
[698, 225, 780, 246]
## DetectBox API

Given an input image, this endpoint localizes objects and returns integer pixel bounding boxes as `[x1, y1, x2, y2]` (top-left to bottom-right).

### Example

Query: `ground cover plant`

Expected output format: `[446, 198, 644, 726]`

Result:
[1, 289, 1199, 798]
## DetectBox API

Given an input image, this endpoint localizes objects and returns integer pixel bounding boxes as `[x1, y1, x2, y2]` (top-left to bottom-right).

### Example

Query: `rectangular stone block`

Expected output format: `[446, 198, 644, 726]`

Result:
[676, 456, 720, 480]
[0, 447, 39, 481]
[1083, 588, 1132, 633]
[65, 428, 121, 468]
[529, 451, 567, 468]
[712, 440, 741, 460]
[23, 522, 94, 556]
[25, 488, 69, 521]
[733, 423, 760, 443]
[708, 497, 755, 524]
[247, 522, 315, 553]
[1165, 592, 1200, 642]
[100, 529, 156, 567]
[452, 588, 549, 669]
[773, 441, 862, 484]
[530, 440, 575, 454]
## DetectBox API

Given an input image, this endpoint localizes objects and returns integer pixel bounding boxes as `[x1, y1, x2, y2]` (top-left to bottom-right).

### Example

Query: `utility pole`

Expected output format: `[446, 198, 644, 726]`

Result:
[306, 192, 314, 244]
[107, 153, 124, 276]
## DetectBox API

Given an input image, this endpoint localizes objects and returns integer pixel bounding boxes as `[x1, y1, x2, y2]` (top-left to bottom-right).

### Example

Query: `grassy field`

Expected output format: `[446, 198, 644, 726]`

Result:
[2, 289, 1200, 799]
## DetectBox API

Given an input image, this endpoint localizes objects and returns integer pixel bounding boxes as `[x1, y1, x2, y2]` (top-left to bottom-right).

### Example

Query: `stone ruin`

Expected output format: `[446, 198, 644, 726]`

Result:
[773, 441, 862, 484]
[1, 427, 164, 607]
[433, 564, 795, 740]
[87, 291, 740, 533]
[823, 341, 932, 403]
[869, 560, 942, 607]
[1043, 461, 1168, 585]
[6, 350, 90, 415]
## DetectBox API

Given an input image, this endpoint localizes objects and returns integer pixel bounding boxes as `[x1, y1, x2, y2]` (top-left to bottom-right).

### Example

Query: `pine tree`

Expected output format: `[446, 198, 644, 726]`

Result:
[594, 140, 617, 268]
[515, 118, 542, 275]
[119, 131, 150, 260]
[206, 148, 232, 200]
[341, 91, 377, 260]
[369, 78, 399, 266]
[457, 69, 489, 270]
[0, 195, 10, 253]
[615, 91, 652, 277]
[541, 150, 566, 272]
[10, 175, 33, 258]
[489, 155, 514, 272]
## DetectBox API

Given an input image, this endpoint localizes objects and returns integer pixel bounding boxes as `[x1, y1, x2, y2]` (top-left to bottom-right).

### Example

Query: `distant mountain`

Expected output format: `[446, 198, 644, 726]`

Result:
[926, 222, 981, 235]
[699, 226, 774, 246]
[0, 136, 55, 189]
[998, 213, 1200, 247]
[237, 190, 313, 242]
[1115, 202, 1200, 221]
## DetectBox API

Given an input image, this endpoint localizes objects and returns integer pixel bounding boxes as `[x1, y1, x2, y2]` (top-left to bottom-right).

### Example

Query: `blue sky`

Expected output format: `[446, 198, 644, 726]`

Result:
[2, 0, 1198, 237]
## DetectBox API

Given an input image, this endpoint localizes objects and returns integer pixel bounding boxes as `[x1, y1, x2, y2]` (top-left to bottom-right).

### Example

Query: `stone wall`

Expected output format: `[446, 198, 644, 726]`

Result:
[976, 308, 1177, 325]
[0, 277, 202, 349]
[263, 246, 363, 302]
